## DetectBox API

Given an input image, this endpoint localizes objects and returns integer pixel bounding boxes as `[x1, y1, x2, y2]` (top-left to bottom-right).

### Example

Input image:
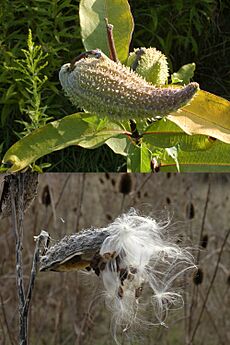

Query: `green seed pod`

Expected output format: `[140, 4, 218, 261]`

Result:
[126, 47, 169, 85]
[59, 50, 199, 121]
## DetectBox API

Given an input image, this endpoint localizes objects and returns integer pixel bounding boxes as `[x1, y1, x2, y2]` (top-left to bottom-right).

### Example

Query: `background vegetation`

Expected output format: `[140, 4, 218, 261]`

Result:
[0, 173, 230, 344]
[0, 0, 229, 171]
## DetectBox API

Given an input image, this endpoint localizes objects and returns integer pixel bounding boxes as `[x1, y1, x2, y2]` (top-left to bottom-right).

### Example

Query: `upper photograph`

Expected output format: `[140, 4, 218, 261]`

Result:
[0, 0, 230, 173]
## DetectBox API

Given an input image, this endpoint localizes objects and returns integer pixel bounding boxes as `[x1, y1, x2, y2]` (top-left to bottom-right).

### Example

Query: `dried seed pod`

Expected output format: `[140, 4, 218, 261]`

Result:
[127, 47, 169, 85]
[59, 50, 199, 121]
[40, 228, 110, 272]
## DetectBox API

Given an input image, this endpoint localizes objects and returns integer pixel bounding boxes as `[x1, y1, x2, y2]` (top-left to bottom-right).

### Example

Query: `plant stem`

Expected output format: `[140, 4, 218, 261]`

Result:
[10, 174, 26, 345]
[10, 173, 48, 345]
[104, 17, 118, 62]
[189, 227, 230, 344]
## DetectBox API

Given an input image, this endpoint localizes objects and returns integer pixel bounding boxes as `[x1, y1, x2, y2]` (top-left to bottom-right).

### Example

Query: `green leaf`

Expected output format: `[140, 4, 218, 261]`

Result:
[171, 63, 196, 84]
[106, 135, 130, 156]
[168, 90, 230, 143]
[160, 141, 230, 172]
[143, 119, 215, 151]
[79, 0, 134, 62]
[127, 142, 151, 172]
[2, 113, 126, 172]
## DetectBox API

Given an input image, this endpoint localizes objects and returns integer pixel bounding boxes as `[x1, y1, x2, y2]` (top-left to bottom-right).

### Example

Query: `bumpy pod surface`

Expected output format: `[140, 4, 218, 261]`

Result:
[40, 228, 109, 272]
[59, 51, 199, 121]
[127, 47, 169, 85]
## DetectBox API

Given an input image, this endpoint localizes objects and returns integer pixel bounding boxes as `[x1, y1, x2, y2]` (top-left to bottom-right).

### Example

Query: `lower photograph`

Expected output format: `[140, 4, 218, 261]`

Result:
[0, 173, 229, 345]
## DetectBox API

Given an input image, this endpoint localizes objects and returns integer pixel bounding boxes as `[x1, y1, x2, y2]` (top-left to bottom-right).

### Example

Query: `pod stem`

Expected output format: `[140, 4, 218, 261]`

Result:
[104, 17, 118, 63]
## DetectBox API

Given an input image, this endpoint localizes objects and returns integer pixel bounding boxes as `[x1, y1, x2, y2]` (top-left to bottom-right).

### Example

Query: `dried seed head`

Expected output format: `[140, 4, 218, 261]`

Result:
[227, 274, 230, 286]
[59, 50, 199, 121]
[186, 202, 195, 219]
[119, 173, 133, 195]
[127, 47, 169, 85]
[41, 185, 51, 207]
[200, 234, 209, 249]
[193, 267, 203, 285]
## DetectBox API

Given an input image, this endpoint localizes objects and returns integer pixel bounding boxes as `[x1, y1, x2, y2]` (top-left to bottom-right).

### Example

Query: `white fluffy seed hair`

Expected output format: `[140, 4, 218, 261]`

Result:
[98, 208, 196, 338]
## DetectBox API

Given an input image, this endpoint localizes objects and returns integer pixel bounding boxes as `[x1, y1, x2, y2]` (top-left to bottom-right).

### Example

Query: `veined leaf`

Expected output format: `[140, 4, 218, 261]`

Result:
[160, 141, 230, 172]
[106, 135, 130, 156]
[143, 119, 215, 151]
[127, 142, 151, 173]
[2, 113, 126, 172]
[168, 90, 230, 143]
[79, 0, 134, 62]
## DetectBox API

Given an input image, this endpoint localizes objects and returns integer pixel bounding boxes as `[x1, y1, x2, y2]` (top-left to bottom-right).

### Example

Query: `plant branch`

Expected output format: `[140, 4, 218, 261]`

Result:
[189, 227, 230, 344]
[23, 231, 49, 318]
[10, 173, 48, 345]
[188, 179, 211, 339]
[0, 292, 16, 345]
[10, 174, 26, 345]
[75, 173, 85, 232]
[198, 289, 226, 345]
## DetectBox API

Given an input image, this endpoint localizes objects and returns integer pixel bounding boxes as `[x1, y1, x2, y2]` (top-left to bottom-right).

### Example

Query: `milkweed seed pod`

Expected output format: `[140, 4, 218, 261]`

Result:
[40, 208, 196, 338]
[40, 228, 110, 272]
[126, 47, 169, 85]
[59, 50, 199, 121]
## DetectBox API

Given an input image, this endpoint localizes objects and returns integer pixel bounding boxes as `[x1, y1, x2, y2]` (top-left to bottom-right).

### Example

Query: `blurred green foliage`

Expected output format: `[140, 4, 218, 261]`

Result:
[0, 0, 229, 171]
[0, 0, 83, 156]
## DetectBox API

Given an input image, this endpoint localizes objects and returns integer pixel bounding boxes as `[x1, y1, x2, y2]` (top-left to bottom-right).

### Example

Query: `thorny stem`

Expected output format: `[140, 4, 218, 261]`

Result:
[189, 227, 230, 344]
[104, 17, 118, 63]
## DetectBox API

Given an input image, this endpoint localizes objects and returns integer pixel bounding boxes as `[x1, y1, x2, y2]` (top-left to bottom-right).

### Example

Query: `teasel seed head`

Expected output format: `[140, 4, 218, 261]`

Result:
[186, 202, 195, 219]
[119, 173, 133, 195]
[227, 274, 230, 286]
[59, 50, 199, 121]
[200, 234, 209, 249]
[127, 47, 169, 85]
[41, 185, 51, 207]
[193, 267, 203, 285]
